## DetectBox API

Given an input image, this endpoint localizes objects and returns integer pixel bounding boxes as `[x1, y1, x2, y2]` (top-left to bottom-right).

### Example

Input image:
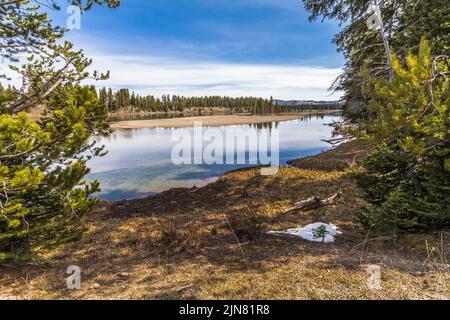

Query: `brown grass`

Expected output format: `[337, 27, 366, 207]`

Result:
[0, 142, 448, 300]
[287, 140, 370, 171]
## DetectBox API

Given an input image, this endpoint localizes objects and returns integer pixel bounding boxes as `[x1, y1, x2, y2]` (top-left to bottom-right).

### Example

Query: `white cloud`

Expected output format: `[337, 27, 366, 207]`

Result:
[1, 47, 343, 100]
[86, 53, 342, 100]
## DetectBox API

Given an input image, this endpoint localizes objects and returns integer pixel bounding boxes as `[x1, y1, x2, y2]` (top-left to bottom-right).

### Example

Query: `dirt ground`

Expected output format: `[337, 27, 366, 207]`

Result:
[0, 141, 448, 299]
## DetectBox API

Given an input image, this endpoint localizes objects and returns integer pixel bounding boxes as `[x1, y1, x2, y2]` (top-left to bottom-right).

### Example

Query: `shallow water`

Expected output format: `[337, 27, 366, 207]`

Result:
[87, 114, 340, 200]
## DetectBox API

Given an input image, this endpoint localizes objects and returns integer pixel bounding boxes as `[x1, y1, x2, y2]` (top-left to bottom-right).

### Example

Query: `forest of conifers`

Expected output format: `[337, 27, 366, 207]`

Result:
[98, 87, 342, 113]
[0, 83, 342, 115]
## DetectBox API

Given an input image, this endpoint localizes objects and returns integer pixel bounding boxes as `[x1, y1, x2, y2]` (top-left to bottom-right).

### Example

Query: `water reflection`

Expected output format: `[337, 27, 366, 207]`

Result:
[109, 110, 233, 122]
[87, 114, 340, 200]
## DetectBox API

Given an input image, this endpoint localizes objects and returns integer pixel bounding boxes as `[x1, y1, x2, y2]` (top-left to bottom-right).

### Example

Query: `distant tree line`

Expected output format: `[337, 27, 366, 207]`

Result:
[98, 87, 341, 114]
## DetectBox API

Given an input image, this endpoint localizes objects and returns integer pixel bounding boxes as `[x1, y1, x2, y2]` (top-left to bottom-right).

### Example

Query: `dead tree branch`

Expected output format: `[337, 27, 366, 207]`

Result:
[282, 190, 342, 213]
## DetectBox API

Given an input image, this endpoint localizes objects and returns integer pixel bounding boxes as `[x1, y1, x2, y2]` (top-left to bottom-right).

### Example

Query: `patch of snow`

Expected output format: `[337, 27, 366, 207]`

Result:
[267, 222, 342, 243]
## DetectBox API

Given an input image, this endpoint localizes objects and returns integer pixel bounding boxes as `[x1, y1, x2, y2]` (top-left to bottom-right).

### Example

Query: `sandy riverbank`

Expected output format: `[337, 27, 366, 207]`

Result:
[110, 111, 340, 129]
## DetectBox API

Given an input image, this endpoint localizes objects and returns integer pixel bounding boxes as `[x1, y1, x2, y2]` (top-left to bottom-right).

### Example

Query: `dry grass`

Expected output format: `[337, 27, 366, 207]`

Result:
[288, 140, 370, 171]
[0, 142, 448, 300]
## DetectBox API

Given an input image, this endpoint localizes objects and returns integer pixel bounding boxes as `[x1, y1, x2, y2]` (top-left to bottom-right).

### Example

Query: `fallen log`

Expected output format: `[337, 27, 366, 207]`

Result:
[282, 190, 342, 213]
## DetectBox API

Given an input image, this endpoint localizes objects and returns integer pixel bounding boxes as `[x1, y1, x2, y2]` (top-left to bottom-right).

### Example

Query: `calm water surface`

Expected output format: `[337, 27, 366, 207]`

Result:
[108, 110, 233, 122]
[87, 114, 340, 200]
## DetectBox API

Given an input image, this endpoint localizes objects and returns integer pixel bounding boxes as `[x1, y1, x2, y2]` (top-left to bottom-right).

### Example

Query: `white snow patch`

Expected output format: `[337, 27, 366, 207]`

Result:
[267, 222, 342, 243]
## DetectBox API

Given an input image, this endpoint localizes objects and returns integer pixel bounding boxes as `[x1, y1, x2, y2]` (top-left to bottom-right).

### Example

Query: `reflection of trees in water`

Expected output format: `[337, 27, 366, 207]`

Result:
[125, 129, 137, 139]
[112, 129, 135, 140]
[108, 110, 234, 122]
[101, 113, 338, 144]
[96, 130, 128, 142]
[247, 113, 333, 129]
[299, 113, 327, 122]
[247, 121, 283, 134]
[250, 122, 274, 130]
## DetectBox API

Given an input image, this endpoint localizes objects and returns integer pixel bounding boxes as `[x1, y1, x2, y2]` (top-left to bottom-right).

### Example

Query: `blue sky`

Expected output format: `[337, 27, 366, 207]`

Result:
[51, 0, 343, 100]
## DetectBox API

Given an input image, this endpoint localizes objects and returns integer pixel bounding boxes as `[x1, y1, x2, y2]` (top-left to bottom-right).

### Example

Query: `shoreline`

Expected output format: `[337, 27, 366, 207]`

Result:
[2, 140, 447, 299]
[110, 110, 340, 129]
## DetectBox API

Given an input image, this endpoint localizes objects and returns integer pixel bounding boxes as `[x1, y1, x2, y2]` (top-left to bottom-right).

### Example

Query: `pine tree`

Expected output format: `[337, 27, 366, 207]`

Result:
[99, 87, 107, 107]
[303, 0, 449, 119]
[130, 91, 136, 107]
[356, 39, 450, 234]
[107, 88, 115, 111]
[0, 0, 118, 262]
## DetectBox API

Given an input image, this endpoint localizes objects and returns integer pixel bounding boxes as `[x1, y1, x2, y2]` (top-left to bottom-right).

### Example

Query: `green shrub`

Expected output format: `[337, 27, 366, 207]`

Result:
[356, 39, 450, 234]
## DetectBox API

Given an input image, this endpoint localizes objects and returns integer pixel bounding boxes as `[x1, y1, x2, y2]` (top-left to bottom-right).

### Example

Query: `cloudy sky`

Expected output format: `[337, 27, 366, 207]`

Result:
[52, 0, 343, 100]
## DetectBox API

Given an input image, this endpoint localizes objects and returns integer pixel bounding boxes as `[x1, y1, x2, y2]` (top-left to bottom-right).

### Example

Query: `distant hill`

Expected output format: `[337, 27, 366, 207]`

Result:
[274, 99, 342, 106]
